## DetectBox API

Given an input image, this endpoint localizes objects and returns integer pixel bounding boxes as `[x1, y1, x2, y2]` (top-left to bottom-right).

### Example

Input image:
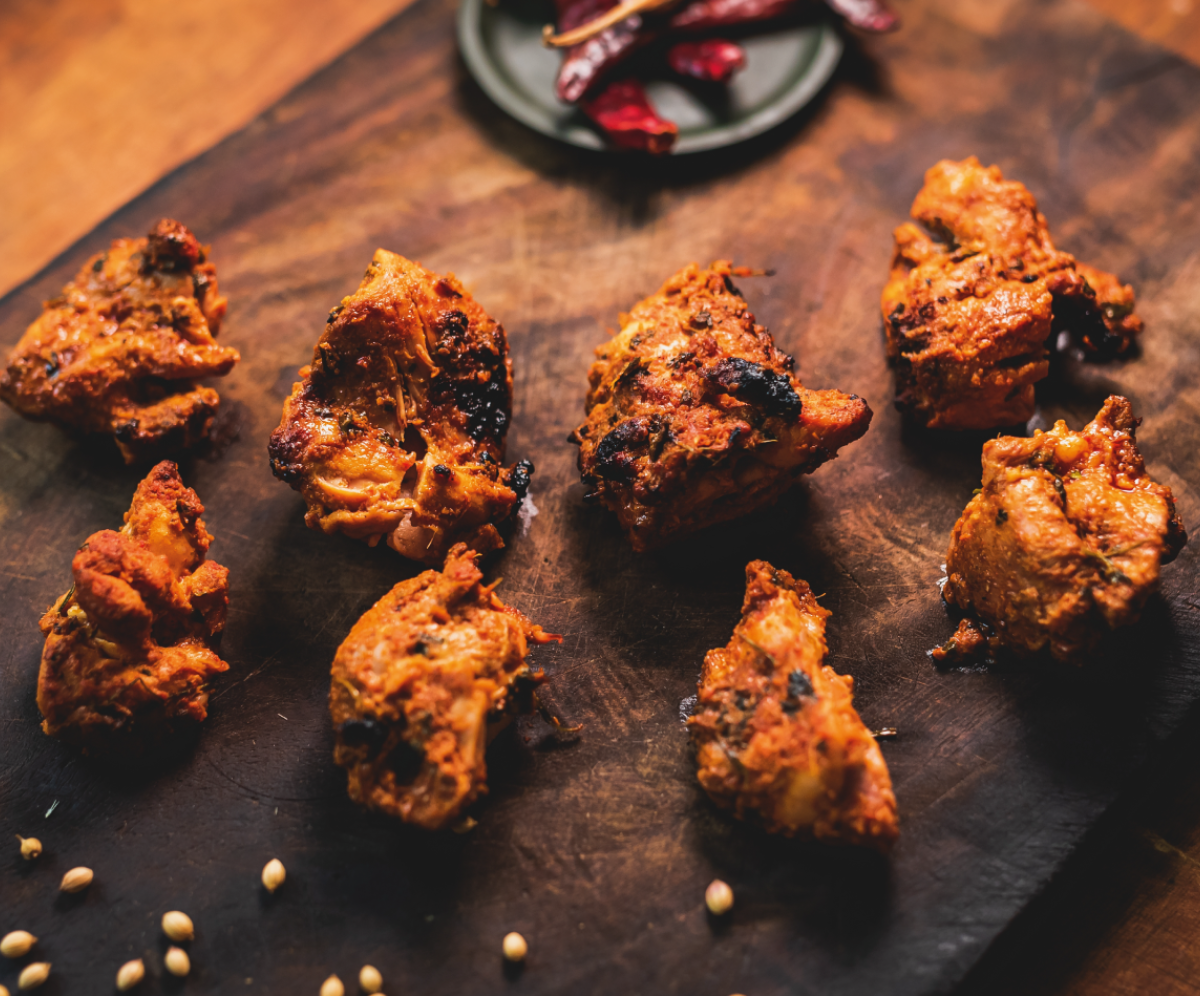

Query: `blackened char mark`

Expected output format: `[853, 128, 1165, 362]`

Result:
[339, 718, 388, 753]
[708, 358, 802, 419]
[509, 459, 534, 501]
[593, 415, 660, 480]
[1050, 286, 1126, 358]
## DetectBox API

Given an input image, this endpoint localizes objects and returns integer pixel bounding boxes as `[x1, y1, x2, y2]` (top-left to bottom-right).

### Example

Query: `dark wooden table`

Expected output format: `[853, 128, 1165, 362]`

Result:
[2, 0, 1200, 993]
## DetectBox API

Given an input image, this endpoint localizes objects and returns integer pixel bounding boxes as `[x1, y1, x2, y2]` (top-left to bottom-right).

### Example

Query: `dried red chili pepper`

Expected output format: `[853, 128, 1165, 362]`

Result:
[668, 0, 797, 32]
[666, 39, 747, 82]
[555, 0, 650, 102]
[580, 78, 678, 153]
[823, 0, 898, 31]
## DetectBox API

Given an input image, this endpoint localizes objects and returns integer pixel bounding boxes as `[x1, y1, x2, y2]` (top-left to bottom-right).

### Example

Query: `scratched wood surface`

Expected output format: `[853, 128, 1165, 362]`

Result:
[2, 0, 1200, 993]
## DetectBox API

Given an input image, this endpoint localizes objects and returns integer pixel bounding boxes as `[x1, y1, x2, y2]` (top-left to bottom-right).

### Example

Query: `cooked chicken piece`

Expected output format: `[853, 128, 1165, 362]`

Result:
[0, 219, 238, 462]
[881, 157, 1143, 430]
[936, 396, 1186, 664]
[689, 560, 898, 849]
[269, 251, 532, 565]
[569, 261, 871, 551]
[329, 543, 560, 829]
[37, 461, 230, 749]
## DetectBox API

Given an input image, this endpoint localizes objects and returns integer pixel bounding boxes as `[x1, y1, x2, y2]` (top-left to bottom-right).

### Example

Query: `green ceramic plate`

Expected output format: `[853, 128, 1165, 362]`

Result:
[457, 0, 843, 154]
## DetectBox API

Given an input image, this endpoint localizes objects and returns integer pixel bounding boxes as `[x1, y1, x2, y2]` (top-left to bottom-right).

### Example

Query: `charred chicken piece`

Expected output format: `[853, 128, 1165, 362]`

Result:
[268, 250, 532, 566]
[570, 261, 871, 551]
[0, 219, 238, 462]
[37, 461, 230, 749]
[689, 560, 898, 848]
[937, 396, 1186, 664]
[329, 543, 561, 829]
[881, 157, 1143, 430]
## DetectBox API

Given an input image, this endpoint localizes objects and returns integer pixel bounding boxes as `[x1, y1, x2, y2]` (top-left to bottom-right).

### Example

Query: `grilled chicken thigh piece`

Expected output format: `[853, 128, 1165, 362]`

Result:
[38, 462, 230, 749]
[690, 560, 898, 849]
[269, 251, 531, 565]
[330, 544, 559, 829]
[882, 158, 1142, 430]
[571, 261, 871, 550]
[1, 219, 238, 462]
[937, 396, 1186, 663]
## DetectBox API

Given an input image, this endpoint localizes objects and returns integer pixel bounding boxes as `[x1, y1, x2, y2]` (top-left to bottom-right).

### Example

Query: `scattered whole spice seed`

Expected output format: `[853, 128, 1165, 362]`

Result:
[262, 858, 286, 893]
[116, 959, 145, 990]
[0, 931, 36, 958]
[320, 974, 344, 996]
[164, 947, 191, 977]
[705, 879, 734, 915]
[16, 836, 42, 860]
[17, 963, 50, 990]
[60, 866, 94, 893]
[502, 932, 528, 962]
[359, 965, 383, 993]
[162, 911, 195, 942]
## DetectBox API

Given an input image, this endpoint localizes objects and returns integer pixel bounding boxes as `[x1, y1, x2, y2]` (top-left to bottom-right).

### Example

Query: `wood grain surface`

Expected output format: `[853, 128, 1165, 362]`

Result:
[2, 0, 1200, 994]
[0, 0, 415, 299]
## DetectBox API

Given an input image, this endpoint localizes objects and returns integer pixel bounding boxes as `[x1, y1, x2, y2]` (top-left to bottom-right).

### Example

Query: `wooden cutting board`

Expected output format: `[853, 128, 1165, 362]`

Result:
[1, 0, 1198, 992]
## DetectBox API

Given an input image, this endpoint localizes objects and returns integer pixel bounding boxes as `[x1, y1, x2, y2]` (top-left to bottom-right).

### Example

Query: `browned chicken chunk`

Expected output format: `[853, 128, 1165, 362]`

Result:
[1, 220, 238, 462]
[570, 261, 871, 551]
[882, 158, 1142, 430]
[269, 251, 532, 565]
[689, 561, 898, 848]
[37, 461, 230, 749]
[329, 543, 560, 829]
[937, 396, 1186, 664]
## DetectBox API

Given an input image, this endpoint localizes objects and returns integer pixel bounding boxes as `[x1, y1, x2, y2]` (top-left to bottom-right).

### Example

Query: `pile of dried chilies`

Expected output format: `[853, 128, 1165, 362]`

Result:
[544, 0, 899, 152]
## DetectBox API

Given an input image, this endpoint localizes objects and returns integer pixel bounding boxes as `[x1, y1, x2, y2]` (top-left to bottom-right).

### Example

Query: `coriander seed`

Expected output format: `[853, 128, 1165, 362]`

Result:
[116, 958, 145, 990]
[262, 857, 286, 893]
[502, 931, 528, 962]
[164, 947, 191, 977]
[359, 964, 383, 993]
[16, 836, 41, 860]
[162, 910, 195, 942]
[0, 931, 36, 958]
[17, 962, 50, 990]
[320, 974, 344, 996]
[705, 878, 734, 915]
[60, 866, 93, 892]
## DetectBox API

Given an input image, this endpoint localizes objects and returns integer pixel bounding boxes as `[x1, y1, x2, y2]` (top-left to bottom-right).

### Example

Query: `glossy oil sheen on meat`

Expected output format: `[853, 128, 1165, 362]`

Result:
[0, 219, 238, 462]
[689, 560, 898, 849]
[329, 544, 560, 830]
[37, 461, 230, 749]
[937, 396, 1186, 663]
[882, 157, 1142, 430]
[570, 260, 871, 551]
[268, 250, 532, 565]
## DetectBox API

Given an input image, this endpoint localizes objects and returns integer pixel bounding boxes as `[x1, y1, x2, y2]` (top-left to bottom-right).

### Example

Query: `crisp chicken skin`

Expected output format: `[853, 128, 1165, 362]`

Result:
[570, 261, 871, 551]
[329, 543, 560, 829]
[689, 561, 898, 849]
[37, 461, 230, 749]
[937, 396, 1186, 663]
[269, 251, 532, 565]
[1, 219, 238, 462]
[882, 158, 1142, 430]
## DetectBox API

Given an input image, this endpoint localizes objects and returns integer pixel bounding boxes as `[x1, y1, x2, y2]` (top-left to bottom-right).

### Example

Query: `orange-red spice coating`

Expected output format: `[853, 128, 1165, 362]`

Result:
[882, 158, 1141, 430]
[37, 462, 230, 748]
[1, 220, 238, 462]
[938, 396, 1186, 663]
[571, 261, 871, 551]
[269, 250, 531, 565]
[689, 560, 898, 850]
[329, 544, 559, 829]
